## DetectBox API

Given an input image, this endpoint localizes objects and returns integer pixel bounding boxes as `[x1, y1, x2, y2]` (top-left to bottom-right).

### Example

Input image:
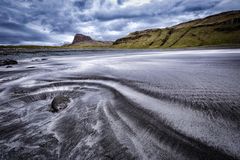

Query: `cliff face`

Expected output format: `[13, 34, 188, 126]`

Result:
[72, 34, 94, 44]
[113, 11, 240, 48]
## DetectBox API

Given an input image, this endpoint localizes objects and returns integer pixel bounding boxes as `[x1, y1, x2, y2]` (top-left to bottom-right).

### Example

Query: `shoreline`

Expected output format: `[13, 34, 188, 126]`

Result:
[1, 44, 240, 55]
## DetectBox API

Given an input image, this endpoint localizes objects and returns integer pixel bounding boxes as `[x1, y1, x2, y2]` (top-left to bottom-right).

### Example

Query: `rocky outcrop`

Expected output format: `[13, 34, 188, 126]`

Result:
[51, 95, 70, 112]
[70, 33, 113, 48]
[72, 34, 94, 44]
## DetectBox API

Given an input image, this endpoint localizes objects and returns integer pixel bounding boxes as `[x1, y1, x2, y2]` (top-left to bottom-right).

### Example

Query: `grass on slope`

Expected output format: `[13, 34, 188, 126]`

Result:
[113, 23, 240, 49]
[65, 41, 112, 49]
[113, 29, 162, 48]
[172, 24, 240, 48]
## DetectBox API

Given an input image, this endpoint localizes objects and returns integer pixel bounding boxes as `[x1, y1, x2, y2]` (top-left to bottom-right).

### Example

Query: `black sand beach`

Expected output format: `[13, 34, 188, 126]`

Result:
[0, 49, 240, 160]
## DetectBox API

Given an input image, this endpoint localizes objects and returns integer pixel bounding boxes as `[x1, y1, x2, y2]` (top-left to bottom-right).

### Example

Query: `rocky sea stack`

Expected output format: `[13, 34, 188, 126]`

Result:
[72, 34, 94, 44]
[70, 33, 112, 48]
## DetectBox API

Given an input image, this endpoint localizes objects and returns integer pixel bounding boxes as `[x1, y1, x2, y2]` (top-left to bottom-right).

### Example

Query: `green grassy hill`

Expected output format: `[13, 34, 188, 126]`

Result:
[66, 41, 112, 49]
[113, 11, 240, 48]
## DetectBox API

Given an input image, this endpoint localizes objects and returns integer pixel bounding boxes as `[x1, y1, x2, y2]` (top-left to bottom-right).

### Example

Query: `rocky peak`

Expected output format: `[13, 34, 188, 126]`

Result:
[72, 34, 94, 44]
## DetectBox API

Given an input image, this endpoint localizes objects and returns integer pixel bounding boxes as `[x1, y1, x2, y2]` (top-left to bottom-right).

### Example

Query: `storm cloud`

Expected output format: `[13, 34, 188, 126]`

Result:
[0, 0, 239, 45]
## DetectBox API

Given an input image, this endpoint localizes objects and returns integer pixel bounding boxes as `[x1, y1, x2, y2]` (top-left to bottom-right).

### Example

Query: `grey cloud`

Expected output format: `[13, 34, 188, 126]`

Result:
[0, 22, 50, 44]
[74, 0, 93, 11]
[117, 0, 126, 5]
[0, 0, 239, 44]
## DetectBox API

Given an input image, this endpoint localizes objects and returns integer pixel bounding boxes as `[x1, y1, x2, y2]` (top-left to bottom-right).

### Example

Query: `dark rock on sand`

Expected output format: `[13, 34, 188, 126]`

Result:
[51, 95, 70, 112]
[32, 59, 41, 62]
[6, 66, 13, 68]
[0, 59, 18, 66]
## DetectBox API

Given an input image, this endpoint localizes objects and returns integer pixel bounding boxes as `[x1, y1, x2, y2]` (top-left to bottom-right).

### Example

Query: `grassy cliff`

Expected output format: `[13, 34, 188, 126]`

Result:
[113, 11, 240, 48]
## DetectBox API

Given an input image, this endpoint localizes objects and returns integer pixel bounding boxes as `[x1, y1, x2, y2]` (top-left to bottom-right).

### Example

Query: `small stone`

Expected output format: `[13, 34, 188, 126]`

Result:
[32, 59, 40, 62]
[51, 95, 70, 112]
[27, 66, 36, 69]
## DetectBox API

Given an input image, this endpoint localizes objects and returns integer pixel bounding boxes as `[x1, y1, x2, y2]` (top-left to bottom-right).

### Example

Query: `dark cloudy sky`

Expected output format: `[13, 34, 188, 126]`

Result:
[0, 0, 240, 45]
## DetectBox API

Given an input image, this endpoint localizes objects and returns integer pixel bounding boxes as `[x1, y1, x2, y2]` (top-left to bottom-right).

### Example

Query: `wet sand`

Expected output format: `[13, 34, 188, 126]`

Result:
[0, 49, 240, 160]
